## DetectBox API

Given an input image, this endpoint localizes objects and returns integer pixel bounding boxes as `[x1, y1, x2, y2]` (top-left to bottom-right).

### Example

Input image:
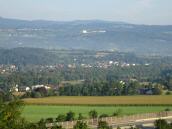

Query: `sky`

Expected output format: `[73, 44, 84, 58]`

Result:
[0, 0, 172, 25]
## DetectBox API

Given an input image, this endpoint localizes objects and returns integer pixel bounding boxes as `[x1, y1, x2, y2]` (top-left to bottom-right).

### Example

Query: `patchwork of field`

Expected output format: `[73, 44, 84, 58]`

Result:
[23, 95, 172, 105]
[22, 105, 172, 122]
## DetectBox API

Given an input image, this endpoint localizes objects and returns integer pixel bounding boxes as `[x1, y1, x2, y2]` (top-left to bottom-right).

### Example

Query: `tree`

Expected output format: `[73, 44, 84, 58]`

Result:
[155, 119, 169, 129]
[89, 110, 98, 119]
[73, 121, 89, 129]
[34, 87, 48, 97]
[56, 114, 66, 122]
[0, 99, 27, 129]
[154, 119, 172, 129]
[152, 87, 163, 95]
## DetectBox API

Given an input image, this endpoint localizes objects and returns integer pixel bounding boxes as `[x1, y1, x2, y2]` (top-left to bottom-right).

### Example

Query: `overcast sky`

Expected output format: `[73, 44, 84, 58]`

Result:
[0, 0, 171, 25]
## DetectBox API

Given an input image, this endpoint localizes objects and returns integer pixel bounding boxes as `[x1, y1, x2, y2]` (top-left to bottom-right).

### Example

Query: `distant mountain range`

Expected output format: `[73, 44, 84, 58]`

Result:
[0, 17, 172, 55]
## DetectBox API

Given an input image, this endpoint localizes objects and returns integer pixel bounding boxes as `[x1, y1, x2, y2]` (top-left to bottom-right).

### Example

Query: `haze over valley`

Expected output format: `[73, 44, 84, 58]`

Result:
[0, 17, 172, 55]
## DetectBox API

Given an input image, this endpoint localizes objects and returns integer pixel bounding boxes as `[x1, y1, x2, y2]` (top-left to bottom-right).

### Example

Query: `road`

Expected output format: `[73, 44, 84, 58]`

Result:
[111, 116, 172, 129]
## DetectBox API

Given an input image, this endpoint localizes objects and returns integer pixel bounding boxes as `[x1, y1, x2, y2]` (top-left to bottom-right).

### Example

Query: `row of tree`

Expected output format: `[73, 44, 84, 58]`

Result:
[59, 81, 163, 96]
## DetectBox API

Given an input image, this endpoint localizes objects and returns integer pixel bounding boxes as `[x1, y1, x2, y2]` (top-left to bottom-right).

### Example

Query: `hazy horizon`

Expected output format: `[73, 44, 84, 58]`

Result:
[0, 0, 172, 25]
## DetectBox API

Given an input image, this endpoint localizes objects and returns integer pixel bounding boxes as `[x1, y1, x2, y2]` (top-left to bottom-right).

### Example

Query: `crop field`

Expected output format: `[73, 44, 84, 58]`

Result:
[23, 95, 172, 105]
[22, 96, 172, 122]
[22, 105, 172, 122]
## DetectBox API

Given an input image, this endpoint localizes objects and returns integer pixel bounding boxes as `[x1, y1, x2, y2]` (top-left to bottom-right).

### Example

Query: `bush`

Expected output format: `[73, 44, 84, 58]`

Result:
[45, 118, 54, 123]
[89, 110, 98, 119]
[165, 108, 171, 111]
[51, 125, 64, 129]
[66, 111, 75, 121]
[117, 126, 121, 129]
[56, 114, 66, 122]
[78, 113, 85, 120]
[152, 87, 162, 95]
[31, 91, 42, 98]
[73, 121, 89, 129]
[166, 91, 171, 95]
[37, 118, 46, 129]
[99, 114, 109, 118]
[97, 121, 112, 129]
[112, 109, 122, 117]
[154, 119, 168, 129]
[22, 92, 31, 98]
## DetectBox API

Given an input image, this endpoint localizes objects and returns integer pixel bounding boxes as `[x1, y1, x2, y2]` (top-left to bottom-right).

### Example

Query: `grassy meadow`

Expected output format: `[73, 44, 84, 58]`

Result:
[22, 105, 172, 122]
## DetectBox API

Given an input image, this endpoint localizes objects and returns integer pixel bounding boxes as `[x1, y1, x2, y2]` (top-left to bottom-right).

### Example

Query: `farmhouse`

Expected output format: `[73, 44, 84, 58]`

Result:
[19, 86, 31, 92]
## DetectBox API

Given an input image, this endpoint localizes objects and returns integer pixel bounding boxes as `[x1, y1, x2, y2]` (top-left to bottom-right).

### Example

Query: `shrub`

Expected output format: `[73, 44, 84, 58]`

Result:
[31, 91, 42, 98]
[117, 126, 121, 129]
[112, 109, 122, 116]
[78, 113, 85, 120]
[51, 125, 64, 129]
[56, 114, 66, 122]
[22, 91, 31, 98]
[166, 91, 171, 95]
[99, 114, 109, 118]
[73, 121, 89, 129]
[97, 121, 112, 129]
[45, 117, 54, 123]
[37, 118, 46, 129]
[66, 111, 75, 121]
[89, 110, 98, 119]
[165, 108, 171, 111]
[154, 119, 168, 129]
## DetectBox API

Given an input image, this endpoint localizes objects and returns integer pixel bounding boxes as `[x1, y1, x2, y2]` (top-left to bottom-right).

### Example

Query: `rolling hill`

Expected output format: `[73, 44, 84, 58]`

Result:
[0, 17, 172, 55]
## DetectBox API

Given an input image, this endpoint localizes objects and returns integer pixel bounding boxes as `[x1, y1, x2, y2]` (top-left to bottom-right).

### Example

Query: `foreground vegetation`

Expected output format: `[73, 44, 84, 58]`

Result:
[1, 99, 172, 129]
[1, 92, 172, 129]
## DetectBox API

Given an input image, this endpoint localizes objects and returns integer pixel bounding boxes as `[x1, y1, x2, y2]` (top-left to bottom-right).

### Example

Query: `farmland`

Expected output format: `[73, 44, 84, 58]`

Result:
[22, 96, 172, 122]
[23, 95, 172, 105]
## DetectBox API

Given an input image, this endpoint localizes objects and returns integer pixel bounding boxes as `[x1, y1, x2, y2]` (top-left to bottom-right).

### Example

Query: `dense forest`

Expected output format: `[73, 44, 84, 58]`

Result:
[1, 48, 172, 65]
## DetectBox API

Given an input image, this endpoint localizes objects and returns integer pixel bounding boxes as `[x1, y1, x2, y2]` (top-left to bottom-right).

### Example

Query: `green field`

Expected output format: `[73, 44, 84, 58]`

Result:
[22, 96, 172, 122]
[22, 105, 172, 122]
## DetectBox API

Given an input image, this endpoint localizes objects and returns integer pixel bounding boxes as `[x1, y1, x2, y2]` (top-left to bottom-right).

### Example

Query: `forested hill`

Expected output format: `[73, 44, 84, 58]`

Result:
[0, 17, 172, 55]
[0, 48, 172, 66]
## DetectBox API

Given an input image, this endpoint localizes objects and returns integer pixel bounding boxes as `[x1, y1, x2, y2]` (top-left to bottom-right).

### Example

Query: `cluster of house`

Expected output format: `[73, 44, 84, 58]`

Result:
[0, 65, 17, 74]
[27, 61, 141, 70]
[11, 84, 52, 92]
[80, 61, 140, 69]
